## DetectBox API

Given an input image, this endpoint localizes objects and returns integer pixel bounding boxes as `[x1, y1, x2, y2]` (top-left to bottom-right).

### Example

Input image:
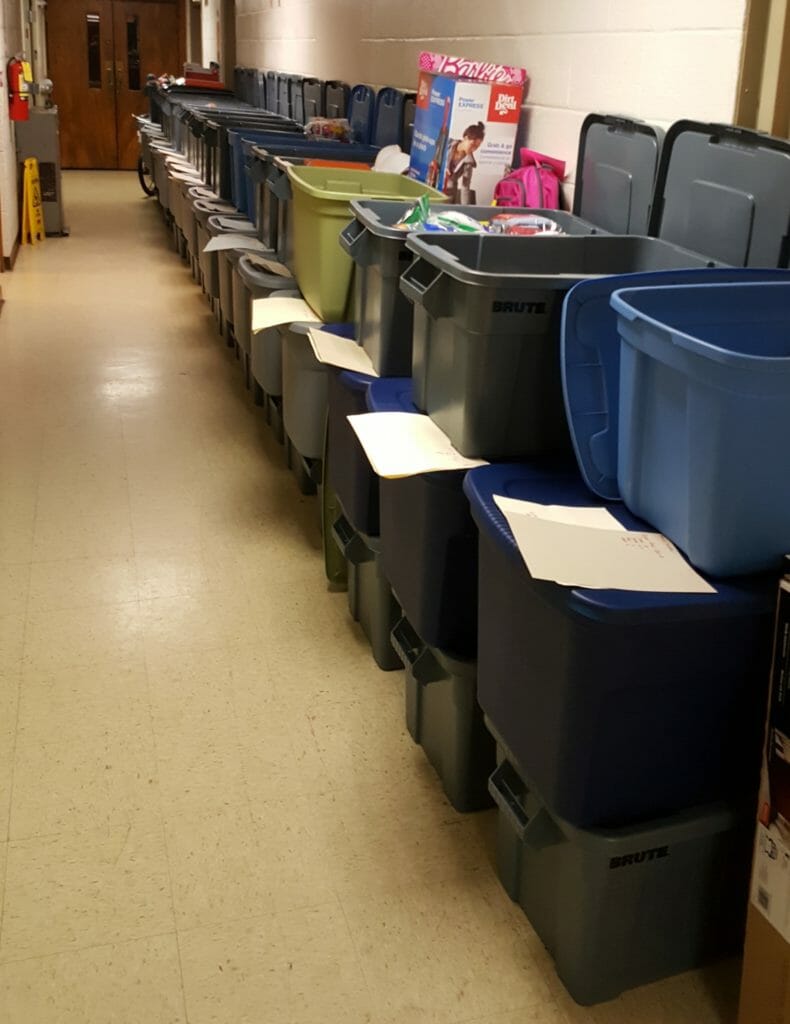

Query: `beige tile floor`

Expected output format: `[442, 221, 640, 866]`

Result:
[0, 172, 740, 1023]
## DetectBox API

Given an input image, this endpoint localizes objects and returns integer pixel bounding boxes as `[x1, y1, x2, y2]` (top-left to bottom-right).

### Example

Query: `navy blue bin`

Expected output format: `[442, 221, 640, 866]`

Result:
[369, 378, 479, 659]
[464, 462, 775, 827]
[327, 369, 379, 536]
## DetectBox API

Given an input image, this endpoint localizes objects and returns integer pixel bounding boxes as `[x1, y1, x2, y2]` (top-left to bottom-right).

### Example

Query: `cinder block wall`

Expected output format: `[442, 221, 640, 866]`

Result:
[235, 0, 748, 191]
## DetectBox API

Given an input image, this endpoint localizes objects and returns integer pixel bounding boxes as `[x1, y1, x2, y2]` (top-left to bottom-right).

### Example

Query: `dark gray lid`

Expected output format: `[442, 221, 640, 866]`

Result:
[572, 113, 663, 235]
[650, 121, 790, 267]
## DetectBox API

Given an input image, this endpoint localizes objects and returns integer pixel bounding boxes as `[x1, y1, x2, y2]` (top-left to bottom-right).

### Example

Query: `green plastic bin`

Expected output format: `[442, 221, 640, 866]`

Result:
[286, 165, 445, 322]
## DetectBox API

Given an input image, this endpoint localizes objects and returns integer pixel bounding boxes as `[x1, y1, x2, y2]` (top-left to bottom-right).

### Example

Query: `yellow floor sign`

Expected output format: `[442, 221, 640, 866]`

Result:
[21, 157, 45, 245]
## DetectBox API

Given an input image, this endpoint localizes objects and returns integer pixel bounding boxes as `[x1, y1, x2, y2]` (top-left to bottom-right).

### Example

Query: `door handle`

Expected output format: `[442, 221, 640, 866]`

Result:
[105, 61, 115, 89]
[115, 61, 124, 90]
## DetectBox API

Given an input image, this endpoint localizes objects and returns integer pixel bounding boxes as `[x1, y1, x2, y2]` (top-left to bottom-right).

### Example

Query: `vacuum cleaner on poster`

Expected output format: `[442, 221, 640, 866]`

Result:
[407, 51, 527, 206]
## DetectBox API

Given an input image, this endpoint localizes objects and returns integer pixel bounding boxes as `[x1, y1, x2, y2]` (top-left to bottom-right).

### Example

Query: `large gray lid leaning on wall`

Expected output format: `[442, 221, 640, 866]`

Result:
[650, 120, 790, 267]
[572, 113, 664, 235]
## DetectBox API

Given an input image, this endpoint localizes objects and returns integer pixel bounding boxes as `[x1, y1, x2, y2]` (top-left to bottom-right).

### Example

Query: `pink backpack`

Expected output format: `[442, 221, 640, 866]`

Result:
[493, 148, 566, 209]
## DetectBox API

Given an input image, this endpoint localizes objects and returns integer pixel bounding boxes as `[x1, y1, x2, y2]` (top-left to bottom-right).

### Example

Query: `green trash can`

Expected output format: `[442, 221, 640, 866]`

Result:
[286, 165, 446, 322]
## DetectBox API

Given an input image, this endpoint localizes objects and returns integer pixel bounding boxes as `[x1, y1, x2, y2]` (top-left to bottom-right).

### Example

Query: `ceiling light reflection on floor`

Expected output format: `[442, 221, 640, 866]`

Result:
[101, 377, 160, 401]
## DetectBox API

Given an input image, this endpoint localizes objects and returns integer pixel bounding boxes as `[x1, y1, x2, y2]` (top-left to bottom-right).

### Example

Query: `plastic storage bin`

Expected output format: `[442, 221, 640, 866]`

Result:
[287, 165, 445, 321]
[326, 369, 380, 537]
[391, 616, 493, 812]
[611, 281, 790, 576]
[236, 257, 296, 389]
[488, 737, 752, 1005]
[402, 233, 718, 459]
[366, 377, 478, 658]
[561, 267, 790, 503]
[332, 520, 402, 672]
[341, 202, 599, 378]
[464, 462, 774, 827]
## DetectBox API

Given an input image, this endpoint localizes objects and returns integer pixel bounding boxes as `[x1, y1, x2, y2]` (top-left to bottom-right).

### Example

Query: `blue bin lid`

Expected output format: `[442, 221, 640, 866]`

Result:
[338, 370, 377, 395]
[365, 377, 415, 413]
[572, 113, 663, 235]
[373, 88, 405, 149]
[561, 267, 790, 501]
[463, 463, 775, 622]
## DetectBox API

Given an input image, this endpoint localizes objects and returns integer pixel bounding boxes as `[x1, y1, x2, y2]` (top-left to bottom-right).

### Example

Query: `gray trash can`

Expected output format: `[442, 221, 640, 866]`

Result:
[238, 258, 297, 392]
[488, 733, 751, 1005]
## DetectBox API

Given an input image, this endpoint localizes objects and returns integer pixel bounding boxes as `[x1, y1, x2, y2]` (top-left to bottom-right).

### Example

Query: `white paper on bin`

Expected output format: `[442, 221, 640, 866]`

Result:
[308, 328, 379, 376]
[494, 496, 625, 531]
[246, 254, 292, 278]
[494, 496, 715, 593]
[347, 412, 488, 478]
[204, 233, 268, 253]
[251, 296, 322, 333]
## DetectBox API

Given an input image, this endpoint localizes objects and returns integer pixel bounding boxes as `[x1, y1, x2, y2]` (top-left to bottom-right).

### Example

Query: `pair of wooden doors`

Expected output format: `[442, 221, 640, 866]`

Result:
[46, 0, 182, 169]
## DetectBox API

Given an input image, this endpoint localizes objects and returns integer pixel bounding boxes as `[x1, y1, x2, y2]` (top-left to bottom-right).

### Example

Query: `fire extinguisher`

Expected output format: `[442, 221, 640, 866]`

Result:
[7, 56, 32, 121]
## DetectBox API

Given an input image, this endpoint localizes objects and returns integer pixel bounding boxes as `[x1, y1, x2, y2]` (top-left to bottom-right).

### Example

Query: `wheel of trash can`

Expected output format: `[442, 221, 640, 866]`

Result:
[137, 156, 156, 197]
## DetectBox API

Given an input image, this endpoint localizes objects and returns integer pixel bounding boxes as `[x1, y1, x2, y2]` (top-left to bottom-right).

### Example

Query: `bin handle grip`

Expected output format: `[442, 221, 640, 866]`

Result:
[331, 513, 373, 565]
[390, 616, 443, 684]
[489, 761, 560, 851]
[269, 170, 292, 202]
[338, 217, 373, 265]
[399, 257, 449, 317]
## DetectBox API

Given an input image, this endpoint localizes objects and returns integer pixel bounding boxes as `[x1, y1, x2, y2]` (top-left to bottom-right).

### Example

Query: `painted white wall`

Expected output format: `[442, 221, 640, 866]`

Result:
[235, 0, 748, 188]
[0, 0, 23, 259]
[201, 0, 220, 65]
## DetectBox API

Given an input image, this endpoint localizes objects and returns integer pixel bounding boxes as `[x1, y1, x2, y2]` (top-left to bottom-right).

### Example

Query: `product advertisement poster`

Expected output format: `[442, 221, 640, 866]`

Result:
[408, 53, 526, 206]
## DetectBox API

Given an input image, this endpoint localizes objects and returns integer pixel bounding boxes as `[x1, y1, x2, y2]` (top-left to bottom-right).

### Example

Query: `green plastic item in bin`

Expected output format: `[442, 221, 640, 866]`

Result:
[287, 165, 446, 322]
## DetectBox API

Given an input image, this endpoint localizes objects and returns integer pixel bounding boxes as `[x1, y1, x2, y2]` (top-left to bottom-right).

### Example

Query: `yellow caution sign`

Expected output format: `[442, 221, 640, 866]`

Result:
[21, 157, 45, 245]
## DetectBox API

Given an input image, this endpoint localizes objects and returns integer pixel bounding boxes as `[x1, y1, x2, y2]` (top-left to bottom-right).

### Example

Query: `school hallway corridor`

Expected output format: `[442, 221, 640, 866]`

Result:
[0, 172, 739, 1024]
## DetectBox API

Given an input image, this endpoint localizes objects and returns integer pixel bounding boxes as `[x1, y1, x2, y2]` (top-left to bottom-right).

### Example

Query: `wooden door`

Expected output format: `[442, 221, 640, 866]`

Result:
[46, 0, 182, 169]
[47, 0, 119, 168]
[113, 0, 179, 168]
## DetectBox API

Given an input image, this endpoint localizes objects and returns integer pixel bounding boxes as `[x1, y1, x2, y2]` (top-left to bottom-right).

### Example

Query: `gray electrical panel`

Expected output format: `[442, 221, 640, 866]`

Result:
[15, 107, 67, 235]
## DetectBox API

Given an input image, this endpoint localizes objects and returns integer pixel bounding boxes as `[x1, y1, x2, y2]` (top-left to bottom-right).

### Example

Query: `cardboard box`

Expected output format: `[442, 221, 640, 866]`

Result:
[407, 51, 526, 206]
[740, 566, 790, 1024]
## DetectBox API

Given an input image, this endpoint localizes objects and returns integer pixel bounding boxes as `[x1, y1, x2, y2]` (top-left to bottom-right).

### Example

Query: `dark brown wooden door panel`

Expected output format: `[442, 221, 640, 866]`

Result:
[47, 0, 181, 169]
[47, 0, 118, 168]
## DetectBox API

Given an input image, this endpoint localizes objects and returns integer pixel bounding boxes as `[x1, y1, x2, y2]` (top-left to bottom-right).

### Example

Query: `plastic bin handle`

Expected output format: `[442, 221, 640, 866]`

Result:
[488, 762, 562, 849]
[331, 513, 373, 565]
[269, 169, 292, 201]
[338, 217, 373, 265]
[399, 257, 450, 317]
[390, 616, 444, 684]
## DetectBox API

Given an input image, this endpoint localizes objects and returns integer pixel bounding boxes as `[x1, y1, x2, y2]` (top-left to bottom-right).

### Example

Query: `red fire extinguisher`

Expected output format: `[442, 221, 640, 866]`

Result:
[7, 56, 32, 121]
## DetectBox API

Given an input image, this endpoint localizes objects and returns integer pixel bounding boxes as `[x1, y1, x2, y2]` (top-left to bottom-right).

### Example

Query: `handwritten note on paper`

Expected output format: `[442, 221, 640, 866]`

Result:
[251, 296, 321, 334]
[495, 497, 714, 593]
[494, 495, 626, 532]
[308, 328, 378, 377]
[347, 412, 489, 478]
[246, 254, 292, 278]
[203, 233, 268, 253]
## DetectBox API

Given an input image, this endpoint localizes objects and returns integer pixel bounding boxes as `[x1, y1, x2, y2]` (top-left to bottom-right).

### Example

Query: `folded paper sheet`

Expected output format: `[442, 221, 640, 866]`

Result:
[246, 255, 292, 278]
[203, 233, 268, 253]
[494, 495, 715, 593]
[251, 296, 322, 333]
[308, 328, 378, 376]
[348, 412, 488, 478]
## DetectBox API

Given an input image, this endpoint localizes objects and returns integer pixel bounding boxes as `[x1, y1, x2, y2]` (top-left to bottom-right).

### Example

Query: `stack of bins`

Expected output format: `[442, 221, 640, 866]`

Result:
[277, 166, 445, 500]
[334, 114, 663, 791]
[233, 131, 379, 405]
[441, 120, 790, 1003]
[330, 203, 600, 682]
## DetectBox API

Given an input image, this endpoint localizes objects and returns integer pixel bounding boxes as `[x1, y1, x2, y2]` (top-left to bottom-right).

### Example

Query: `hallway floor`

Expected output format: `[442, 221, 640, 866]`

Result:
[0, 172, 739, 1023]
